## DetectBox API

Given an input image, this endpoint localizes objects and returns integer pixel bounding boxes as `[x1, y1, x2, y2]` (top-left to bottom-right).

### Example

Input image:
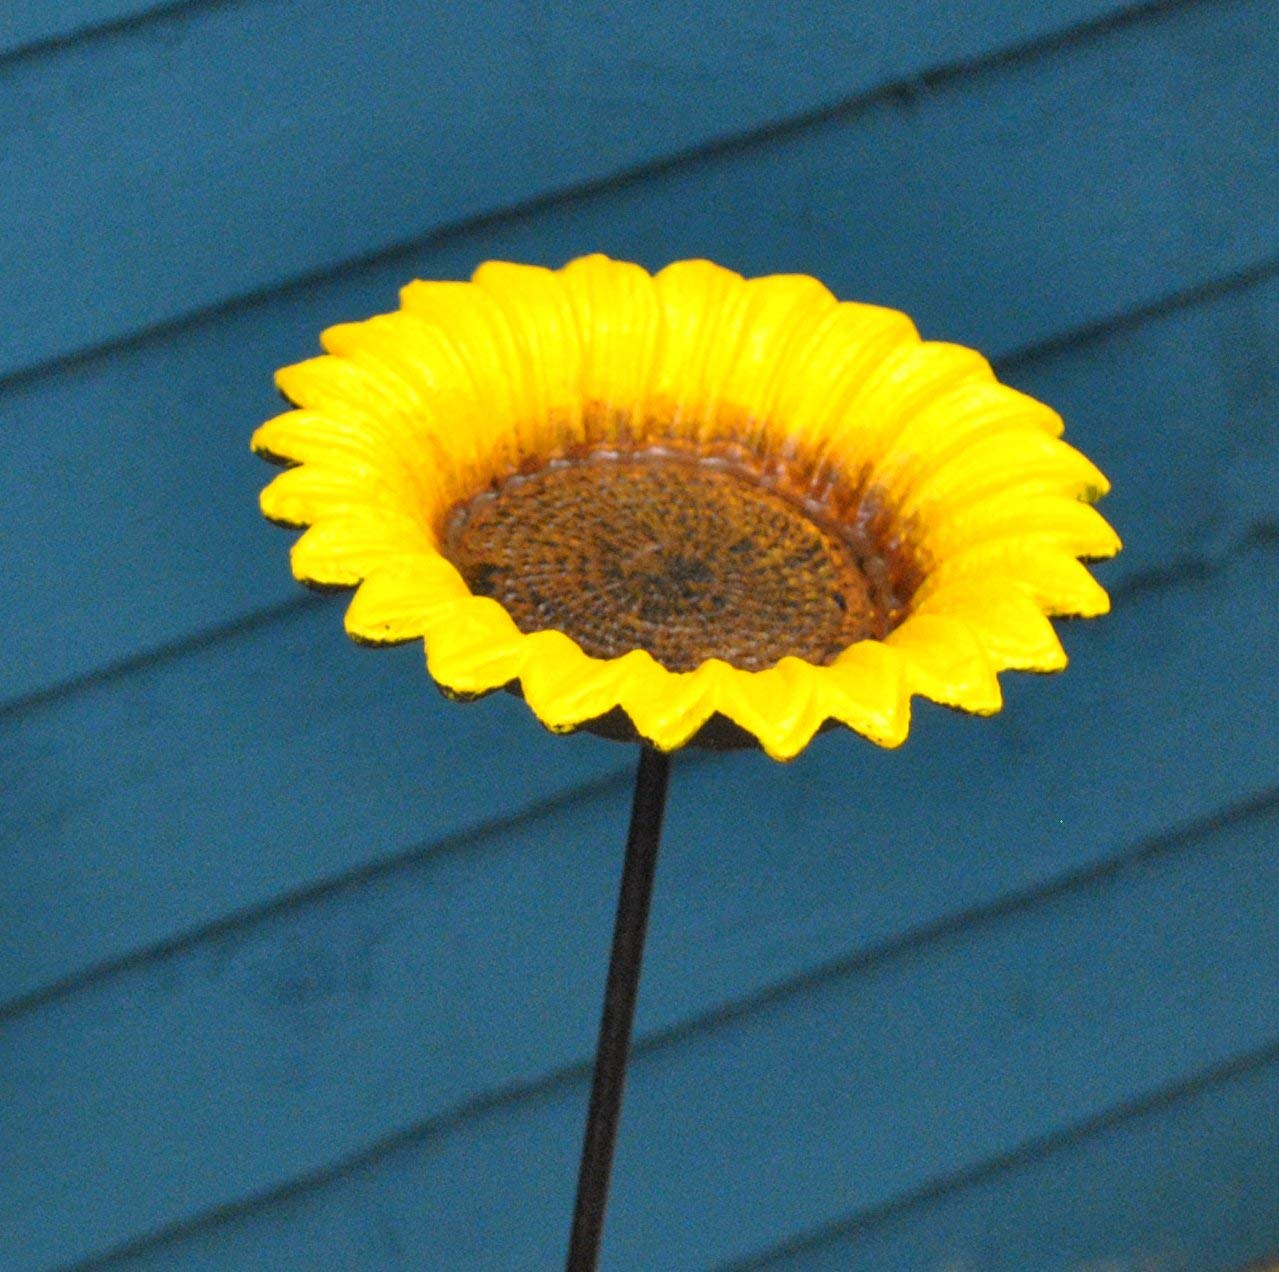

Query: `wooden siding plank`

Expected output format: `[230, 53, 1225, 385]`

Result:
[45, 789, 1279, 1271]
[3, 251, 1277, 1011]
[1006, 273, 1279, 589]
[0, 0, 1135, 378]
[2, 0, 1277, 706]
[750, 1052, 1279, 1271]
[3, 541, 1277, 1268]
[0, 1, 177, 59]
[0, 612, 628, 1009]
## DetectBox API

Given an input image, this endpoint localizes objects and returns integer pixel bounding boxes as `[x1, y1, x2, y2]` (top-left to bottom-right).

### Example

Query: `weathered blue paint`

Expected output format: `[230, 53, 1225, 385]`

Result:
[755, 1046, 1279, 1271]
[74, 802, 1279, 1270]
[3, 0, 1278, 706]
[0, 0, 174, 57]
[3, 248, 1277, 1010]
[4, 543, 1278, 1267]
[0, 0, 1136, 377]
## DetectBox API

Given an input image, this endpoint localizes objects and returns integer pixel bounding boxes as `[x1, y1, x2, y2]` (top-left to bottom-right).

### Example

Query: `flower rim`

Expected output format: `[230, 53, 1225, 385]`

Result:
[253, 254, 1119, 760]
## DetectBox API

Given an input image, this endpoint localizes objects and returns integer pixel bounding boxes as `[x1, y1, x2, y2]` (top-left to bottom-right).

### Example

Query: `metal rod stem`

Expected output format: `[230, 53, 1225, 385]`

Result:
[566, 745, 672, 1272]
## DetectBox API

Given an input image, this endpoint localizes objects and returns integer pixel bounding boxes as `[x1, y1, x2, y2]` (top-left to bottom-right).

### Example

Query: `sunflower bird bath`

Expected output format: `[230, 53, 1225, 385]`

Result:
[254, 254, 1118, 1270]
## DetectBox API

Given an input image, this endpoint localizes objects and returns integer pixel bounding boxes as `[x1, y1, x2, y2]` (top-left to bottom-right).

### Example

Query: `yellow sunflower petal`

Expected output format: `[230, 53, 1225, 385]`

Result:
[887, 614, 1003, 714]
[319, 315, 470, 427]
[695, 273, 837, 451]
[818, 341, 996, 477]
[923, 494, 1122, 562]
[260, 464, 386, 528]
[276, 355, 415, 423]
[709, 658, 825, 761]
[617, 655, 725, 753]
[270, 358, 456, 509]
[648, 259, 746, 439]
[252, 408, 393, 470]
[399, 277, 531, 465]
[344, 559, 471, 645]
[423, 596, 530, 698]
[771, 300, 920, 452]
[865, 381, 1066, 507]
[259, 442, 446, 531]
[819, 641, 913, 748]
[288, 509, 431, 588]
[558, 254, 661, 447]
[321, 310, 510, 483]
[519, 639, 646, 734]
[896, 428, 1110, 520]
[914, 578, 1068, 672]
[918, 540, 1111, 618]
[319, 316, 435, 415]
[472, 261, 584, 456]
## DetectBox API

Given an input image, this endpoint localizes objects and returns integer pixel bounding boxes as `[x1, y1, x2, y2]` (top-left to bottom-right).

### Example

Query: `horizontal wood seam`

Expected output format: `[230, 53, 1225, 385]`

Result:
[59, 784, 1279, 1270]
[0, 0, 228, 68]
[0, 0, 1179, 86]
[0, 0, 1195, 393]
[0, 760, 639, 1025]
[728, 1032, 1279, 1270]
[5, 522, 1276, 1025]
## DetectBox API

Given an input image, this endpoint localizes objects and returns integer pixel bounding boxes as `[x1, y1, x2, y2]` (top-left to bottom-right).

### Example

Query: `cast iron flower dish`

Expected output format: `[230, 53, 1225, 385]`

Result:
[254, 254, 1119, 1270]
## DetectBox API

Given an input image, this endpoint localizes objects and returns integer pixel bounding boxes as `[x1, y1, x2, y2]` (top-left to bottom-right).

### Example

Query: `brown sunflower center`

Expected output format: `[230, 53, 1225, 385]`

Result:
[442, 446, 915, 673]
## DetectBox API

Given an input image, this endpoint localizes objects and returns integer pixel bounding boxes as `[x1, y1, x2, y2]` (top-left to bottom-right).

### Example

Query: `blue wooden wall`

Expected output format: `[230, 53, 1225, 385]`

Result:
[3, 1, 1278, 1268]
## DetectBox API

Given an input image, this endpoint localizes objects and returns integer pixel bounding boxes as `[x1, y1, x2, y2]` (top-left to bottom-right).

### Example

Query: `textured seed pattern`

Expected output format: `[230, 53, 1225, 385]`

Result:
[443, 447, 916, 673]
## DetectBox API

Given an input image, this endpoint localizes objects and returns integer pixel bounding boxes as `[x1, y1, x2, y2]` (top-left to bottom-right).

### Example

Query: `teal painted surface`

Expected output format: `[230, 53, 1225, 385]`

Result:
[0, 0, 1133, 379]
[0, 0, 175, 56]
[754, 1046, 1279, 1271]
[80, 801, 1279, 1270]
[4, 251, 1277, 1010]
[3, 0, 1277, 706]
[4, 1, 1278, 1270]
[5, 543, 1278, 1264]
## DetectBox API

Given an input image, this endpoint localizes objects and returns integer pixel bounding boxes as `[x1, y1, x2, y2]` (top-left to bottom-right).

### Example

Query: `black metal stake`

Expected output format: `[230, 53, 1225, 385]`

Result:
[566, 745, 672, 1272]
